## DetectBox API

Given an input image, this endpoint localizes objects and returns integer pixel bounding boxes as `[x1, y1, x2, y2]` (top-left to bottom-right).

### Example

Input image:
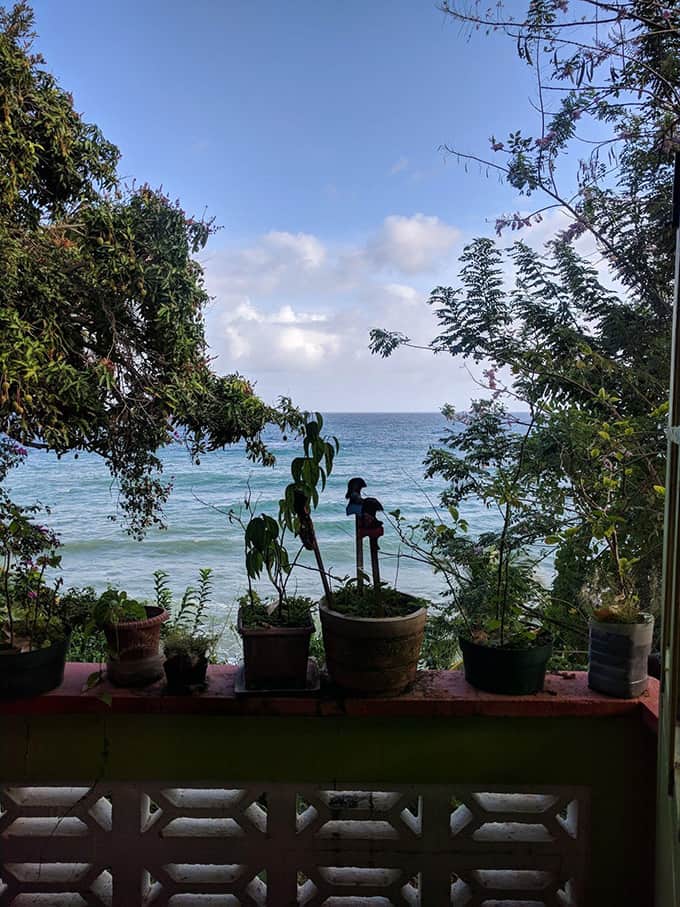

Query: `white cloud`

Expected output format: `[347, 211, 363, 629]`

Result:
[368, 213, 460, 274]
[202, 213, 472, 410]
[390, 156, 409, 175]
[264, 231, 326, 268]
[201, 205, 628, 412]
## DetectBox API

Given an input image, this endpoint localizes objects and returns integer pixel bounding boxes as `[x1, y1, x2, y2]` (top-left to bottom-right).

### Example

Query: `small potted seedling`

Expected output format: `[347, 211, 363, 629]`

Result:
[586, 559, 653, 698]
[157, 569, 217, 694]
[319, 478, 428, 695]
[92, 587, 169, 687]
[234, 414, 338, 691]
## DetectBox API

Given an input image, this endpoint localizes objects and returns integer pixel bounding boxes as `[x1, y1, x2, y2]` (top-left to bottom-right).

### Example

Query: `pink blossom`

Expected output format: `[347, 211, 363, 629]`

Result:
[535, 132, 555, 150]
[27, 590, 37, 600]
[483, 369, 498, 390]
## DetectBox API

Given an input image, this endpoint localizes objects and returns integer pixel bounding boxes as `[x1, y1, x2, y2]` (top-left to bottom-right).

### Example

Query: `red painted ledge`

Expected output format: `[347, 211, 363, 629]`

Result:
[0, 664, 659, 728]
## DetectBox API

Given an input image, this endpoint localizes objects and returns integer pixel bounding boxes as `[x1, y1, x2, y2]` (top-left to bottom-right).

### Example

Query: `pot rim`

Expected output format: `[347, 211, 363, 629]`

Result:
[237, 607, 314, 636]
[458, 633, 554, 655]
[319, 597, 428, 624]
[106, 606, 169, 632]
[0, 633, 71, 658]
[589, 611, 654, 628]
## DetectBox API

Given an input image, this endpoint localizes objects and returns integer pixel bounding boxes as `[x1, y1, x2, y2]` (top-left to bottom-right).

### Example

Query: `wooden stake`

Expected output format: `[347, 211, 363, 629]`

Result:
[369, 536, 383, 617]
[312, 538, 333, 604]
[355, 516, 364, 590]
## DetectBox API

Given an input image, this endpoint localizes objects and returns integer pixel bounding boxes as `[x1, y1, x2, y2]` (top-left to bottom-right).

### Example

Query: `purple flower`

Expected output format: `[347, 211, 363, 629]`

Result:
[27, 590, 37, 600]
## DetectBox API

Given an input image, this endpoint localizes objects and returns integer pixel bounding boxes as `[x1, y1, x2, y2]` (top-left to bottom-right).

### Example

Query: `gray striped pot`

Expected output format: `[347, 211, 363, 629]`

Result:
[588, 614, 654, 699]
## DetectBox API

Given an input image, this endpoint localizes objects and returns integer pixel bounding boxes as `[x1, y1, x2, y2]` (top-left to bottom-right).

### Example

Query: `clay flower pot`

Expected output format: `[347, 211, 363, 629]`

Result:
[237, 608, 313, 691]
[319, 596, 426, 695]
[104, 605, 169, 687]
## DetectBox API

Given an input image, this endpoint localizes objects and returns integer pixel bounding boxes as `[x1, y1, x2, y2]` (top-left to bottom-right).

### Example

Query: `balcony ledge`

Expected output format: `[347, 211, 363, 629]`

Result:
[0, 663, 660, 728]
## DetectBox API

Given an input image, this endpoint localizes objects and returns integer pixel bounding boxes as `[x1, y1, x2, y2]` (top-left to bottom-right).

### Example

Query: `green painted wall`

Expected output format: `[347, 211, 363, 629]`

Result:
[1, 713, 656, 905]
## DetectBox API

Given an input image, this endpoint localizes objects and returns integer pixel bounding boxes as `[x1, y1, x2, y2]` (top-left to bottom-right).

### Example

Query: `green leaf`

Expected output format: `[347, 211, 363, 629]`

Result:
[82, 670, 104, 692]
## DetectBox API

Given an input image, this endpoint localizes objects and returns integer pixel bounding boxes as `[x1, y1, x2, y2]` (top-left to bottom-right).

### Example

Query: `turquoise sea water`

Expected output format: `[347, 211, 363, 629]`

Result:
[6, 413, 500, 658]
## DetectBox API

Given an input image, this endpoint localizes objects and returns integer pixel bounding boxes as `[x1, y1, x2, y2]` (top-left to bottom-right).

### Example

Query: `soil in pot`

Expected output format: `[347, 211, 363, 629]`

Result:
[459, 635, 553, 695]
[588, 615, 653, 698]
[320, 594, 427, 695]
[164, 652, 208, 694]
[105, 605, 169, 687]
[238, 609, 314, 690]
[0, 635, 70, 699]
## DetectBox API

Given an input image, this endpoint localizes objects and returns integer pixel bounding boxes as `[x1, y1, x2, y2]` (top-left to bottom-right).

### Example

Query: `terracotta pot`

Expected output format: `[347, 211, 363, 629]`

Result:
[238, 609, 313, 690]
[104, 605, 169, 687]
[588, 615, 654, 698]
[0, 636, 70, 699]
[459, 635, 553, 695]
[319, 597, 426, 695]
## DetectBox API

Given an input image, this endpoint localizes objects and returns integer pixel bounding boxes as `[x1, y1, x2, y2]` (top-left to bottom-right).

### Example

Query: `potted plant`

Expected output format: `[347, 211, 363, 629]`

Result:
[386, 402, 553, 693]
[586, 560, 654, 698]
[319, 478, 428, 696]
[0, 500, 76, 699]
[451, 535, 553, 694]
[155, 568, 217, 694]
[92, 587, 169, 687]
[233, 414, 338, 691]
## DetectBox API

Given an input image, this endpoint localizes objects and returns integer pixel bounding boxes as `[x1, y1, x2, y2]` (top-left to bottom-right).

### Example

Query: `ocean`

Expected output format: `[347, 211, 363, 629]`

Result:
[6, 413, 500, 658]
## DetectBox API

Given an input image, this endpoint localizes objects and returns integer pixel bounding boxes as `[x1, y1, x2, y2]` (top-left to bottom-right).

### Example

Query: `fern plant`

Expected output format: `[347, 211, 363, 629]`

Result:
[155, 569, 217, 660]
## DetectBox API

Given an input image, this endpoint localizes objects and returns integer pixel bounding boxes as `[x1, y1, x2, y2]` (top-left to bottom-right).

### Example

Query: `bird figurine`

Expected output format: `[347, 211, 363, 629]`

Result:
[345, 477, 384, 537]
[345, 477, 384, 594]
[345, 477, 366, 516]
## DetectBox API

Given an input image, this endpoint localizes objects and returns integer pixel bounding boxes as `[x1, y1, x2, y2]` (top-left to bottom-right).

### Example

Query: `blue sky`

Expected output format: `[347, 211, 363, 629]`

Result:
[29, 0, 543, 411]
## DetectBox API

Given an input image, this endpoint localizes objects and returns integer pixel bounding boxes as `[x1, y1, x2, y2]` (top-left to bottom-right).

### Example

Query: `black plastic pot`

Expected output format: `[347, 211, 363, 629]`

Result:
[460, 635, 553, 695]
[164, 652, 208, 694]
[238, 608, 313, 690]
[0, 636, 70, 699]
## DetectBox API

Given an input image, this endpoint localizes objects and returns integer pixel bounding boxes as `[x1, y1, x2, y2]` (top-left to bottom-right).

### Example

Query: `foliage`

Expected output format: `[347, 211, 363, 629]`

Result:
[233, 414, 338, 627]
[237, 590, 314, 629]
[369, 2, 680, 647]
[389, 454, 551, 649]
[372, 215, 669, 647]
[156, 568, 213, 634]
[59, 586, 106, 661]
[163, 627, 215, 660]
[91, 588, 146, 627]
[438, 0, 679, 308]
[67, 625, 106, 663]
[0, 483, 66, 650]
[329, 579, 425, 618]
[155, 568, 217, 659]
[0, 3, 302, 539]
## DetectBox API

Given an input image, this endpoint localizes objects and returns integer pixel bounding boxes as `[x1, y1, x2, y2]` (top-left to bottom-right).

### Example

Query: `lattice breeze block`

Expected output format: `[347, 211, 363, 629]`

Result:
[1, 783, 589, 906]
